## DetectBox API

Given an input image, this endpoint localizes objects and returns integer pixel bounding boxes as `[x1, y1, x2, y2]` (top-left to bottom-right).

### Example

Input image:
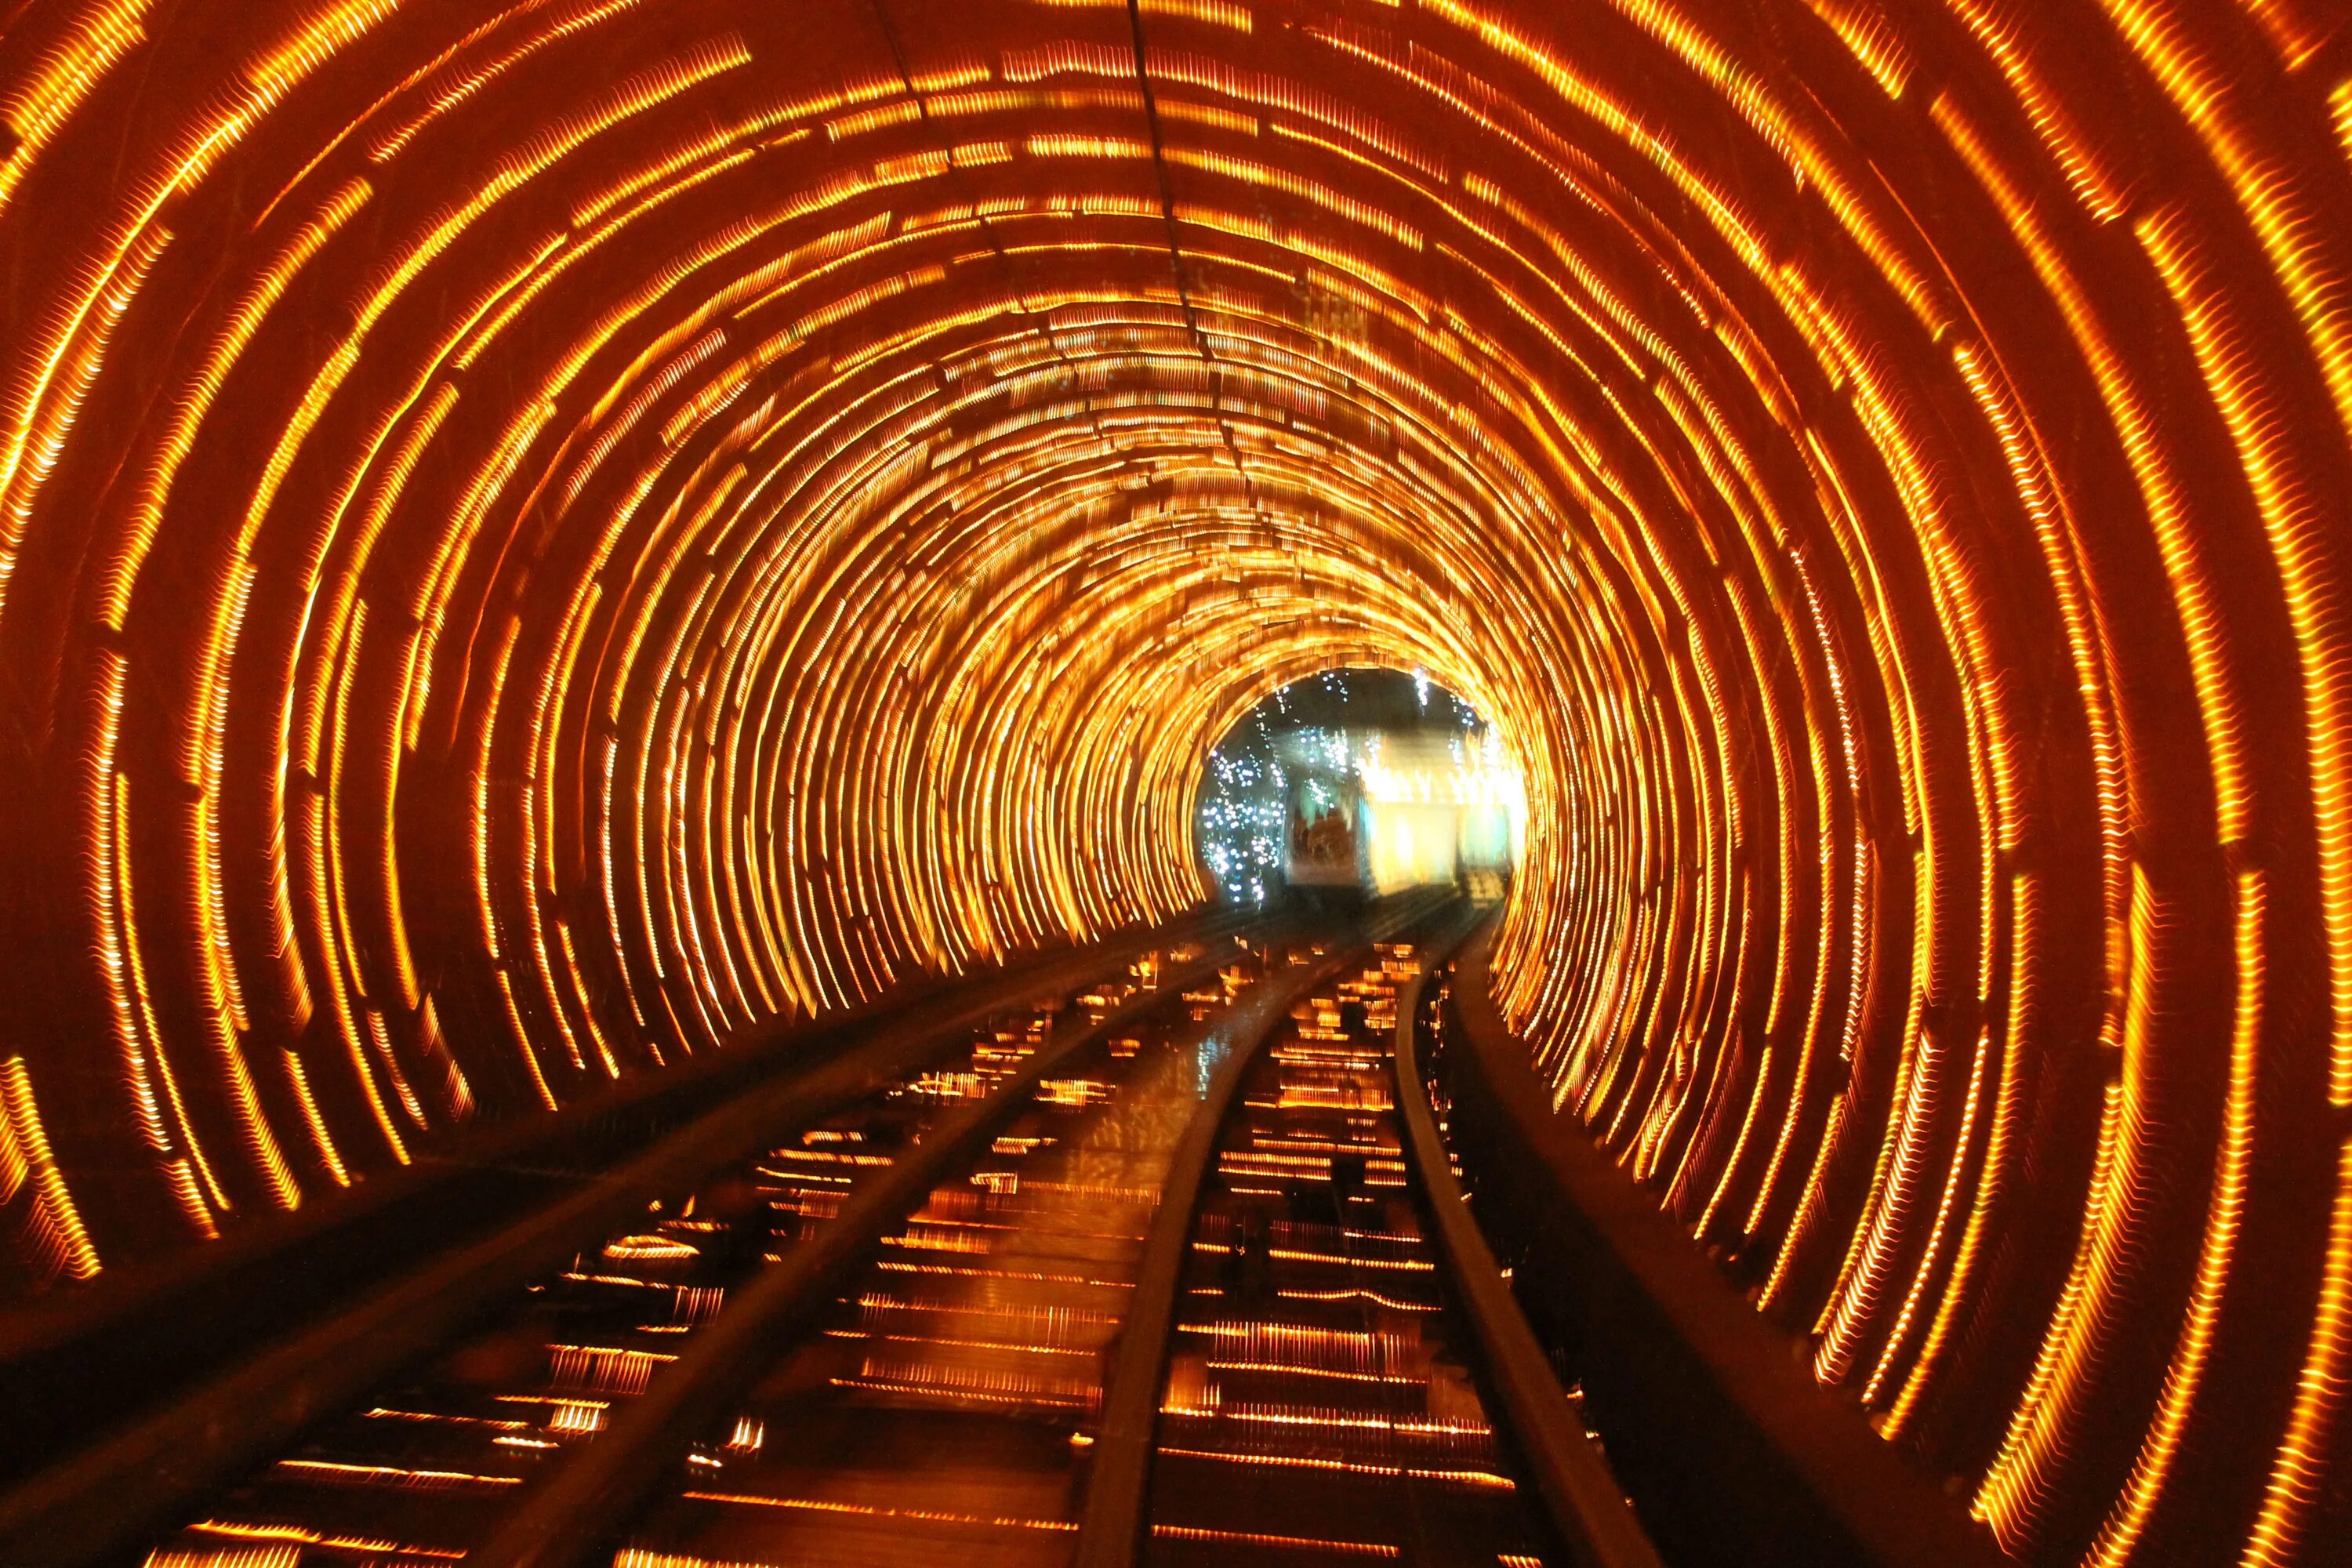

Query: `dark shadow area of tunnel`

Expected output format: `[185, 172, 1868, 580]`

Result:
[1433, 924, 2009, 1568]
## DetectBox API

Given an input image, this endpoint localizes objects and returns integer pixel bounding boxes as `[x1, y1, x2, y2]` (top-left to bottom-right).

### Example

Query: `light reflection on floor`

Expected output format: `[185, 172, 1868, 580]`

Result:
[139, 949, 1193, 1567]
[614, 946, 1287, 1566]
[1144, 944, 1556, 1567]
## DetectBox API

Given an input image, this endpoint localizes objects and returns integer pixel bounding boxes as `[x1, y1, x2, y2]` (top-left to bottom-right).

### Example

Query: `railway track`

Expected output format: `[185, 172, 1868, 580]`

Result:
[1078, 903, 1662, 1568]
[1, 909, 1265, 1566]
[5, 894, 1661, 1568]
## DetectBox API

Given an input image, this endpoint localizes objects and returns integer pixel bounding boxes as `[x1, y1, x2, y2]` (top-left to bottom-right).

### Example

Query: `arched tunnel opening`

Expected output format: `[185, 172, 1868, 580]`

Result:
[0, 2, 2345, 1565]
[1198, 667, 1524, 908]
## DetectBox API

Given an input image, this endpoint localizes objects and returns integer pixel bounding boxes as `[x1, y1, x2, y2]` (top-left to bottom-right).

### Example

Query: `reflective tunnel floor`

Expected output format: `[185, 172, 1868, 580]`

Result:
[136, 945, 1209, 1566]
[129, 931, 1565, 1568]
[610, 953, 1307, 1566]
[1144, 952, 1555, 1568]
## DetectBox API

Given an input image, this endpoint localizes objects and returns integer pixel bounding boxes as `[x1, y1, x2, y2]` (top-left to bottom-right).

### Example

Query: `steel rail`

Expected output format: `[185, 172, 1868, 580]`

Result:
[1390, 913, 1668, 1568]
[0, 906, 1255, 1453]
[465, 928, 1293, 1568]
[0, 902, 1258, 1506]
[1072, 892, 1447, 1568]
[0, 917, 1260, 1568]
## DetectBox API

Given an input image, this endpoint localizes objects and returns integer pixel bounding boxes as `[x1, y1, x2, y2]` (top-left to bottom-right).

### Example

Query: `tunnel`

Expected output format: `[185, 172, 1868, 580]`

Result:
[0, 1, 2345, 1564]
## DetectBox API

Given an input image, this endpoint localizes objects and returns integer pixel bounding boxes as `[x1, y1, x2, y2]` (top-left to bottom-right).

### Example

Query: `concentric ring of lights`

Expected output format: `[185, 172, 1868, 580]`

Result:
[0, 1, 2345, 1563]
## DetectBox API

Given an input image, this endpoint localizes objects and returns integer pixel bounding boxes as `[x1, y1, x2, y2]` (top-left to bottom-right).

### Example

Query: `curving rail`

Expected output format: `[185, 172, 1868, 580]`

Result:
[1, 909, 1269, 1566]
[2, 889, 1690, 1568]
[1077, 902, 1667, 1568]
[1390, 917, 1664, 1568]
[0, 892, 1692, 1568]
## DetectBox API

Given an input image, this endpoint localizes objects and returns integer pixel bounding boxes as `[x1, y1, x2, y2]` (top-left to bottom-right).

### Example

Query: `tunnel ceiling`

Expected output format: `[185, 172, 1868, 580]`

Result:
[0, 0, 2347, 1560]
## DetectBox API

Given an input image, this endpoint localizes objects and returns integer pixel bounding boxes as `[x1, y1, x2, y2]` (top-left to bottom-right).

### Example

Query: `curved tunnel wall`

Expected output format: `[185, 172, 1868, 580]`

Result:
[0, 0, 2345, 1562]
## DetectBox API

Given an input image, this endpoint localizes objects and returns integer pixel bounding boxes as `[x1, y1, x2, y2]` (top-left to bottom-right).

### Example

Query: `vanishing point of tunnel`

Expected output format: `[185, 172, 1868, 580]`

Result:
[0, 2, 2346, 1566]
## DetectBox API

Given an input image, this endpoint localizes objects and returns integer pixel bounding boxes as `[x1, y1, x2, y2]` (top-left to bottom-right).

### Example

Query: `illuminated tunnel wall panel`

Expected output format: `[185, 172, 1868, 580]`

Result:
[0, 0, 2345, 1562]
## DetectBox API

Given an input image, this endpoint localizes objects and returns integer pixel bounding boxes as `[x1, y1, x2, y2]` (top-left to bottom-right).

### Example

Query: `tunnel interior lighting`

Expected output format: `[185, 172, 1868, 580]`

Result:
[0, 2, 2343, 1561]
